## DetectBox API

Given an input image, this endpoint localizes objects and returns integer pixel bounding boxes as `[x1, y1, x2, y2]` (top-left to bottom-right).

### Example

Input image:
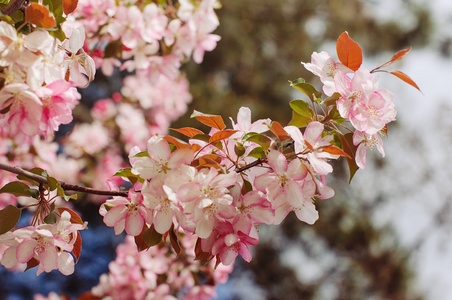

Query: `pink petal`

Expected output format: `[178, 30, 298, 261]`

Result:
[168, 147, 194, 168]
[196, 217, 214, 239]
[267, 150, 287, 175]
[286, 159, 307, 180]
[284, 181, 304, 208]
[57, 252, 74, 275]
[125, 211, 144, 236]
[147, 137, 171, 161]
[103, 205, 127, 227]
[355, 143, 368, 169]
[304, 121, 324, 142]
[39, 245, 58, 273]
[238, 243, 252, 262]
[1, 246, 19, 268]
[16, 239, 37, 263]
[220, 247, 238, 266]
[294, 201, 319, 225]
[153, 209, 173, 234]
[114, 219, 125, 235]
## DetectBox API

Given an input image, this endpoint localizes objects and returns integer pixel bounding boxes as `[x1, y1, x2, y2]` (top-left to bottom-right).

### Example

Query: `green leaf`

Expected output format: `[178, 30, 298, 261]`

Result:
[241, 179, 253, 194]
[242, 132, 272, 150]
[49, 0, 65, 24]
[0, 181, 32, 197]
[44, 211, 57, 224]
[191, 134, 211, 143]
[47, 176, 59, 191]
[289, 99, 314, 119]
[328, 106, 346, 124]
[49, 24, 66, 42]
[289, 78, 322, 102]
[132, 151, 150, 158]
[234, 143, 245, 157]
[114, 168, 139, 185]
[143, 224, 162, 247]
[247, 147, 265, 159]
[288, 110, 311, 128]
[323, 92, 342, 107]
[0, 205, 21, 234]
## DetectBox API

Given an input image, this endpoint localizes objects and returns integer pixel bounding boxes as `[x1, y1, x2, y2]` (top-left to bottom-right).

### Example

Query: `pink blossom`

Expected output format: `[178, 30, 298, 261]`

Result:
[192, 32, 221, 64]
[131, 136, 194, 180]
[141, 3, 168, 43]
[335, 68, 396, 134]
[353, 130, 385, 169]
[100, 190, 151, 236]
[206, 220, 259, 266]
[302, 51, 353, 95]
[0, 21, 52, 67]
[62, 25, 96, 87]
[0, 83, 42, 137]
[285, 123, 337, 175]
[107, 5, 144, 49]
[334, 68, 374, 118]
[254, 150, 318, 224]
[142, 178, 185, 234]
[232, 189, 275, 226]
[175, 168, 238, 238]
[36, 80, 80, 137]
[230, 106, 271, 134]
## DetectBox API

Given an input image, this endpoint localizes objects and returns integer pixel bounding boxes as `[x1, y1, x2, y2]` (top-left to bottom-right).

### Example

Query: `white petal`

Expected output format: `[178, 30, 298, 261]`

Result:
[57, 252, 74, 275]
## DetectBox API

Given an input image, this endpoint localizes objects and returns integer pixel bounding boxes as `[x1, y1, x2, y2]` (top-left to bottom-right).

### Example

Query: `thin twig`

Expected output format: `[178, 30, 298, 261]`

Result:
[0, 163, 128, 197]
[235, 158, 266, 173]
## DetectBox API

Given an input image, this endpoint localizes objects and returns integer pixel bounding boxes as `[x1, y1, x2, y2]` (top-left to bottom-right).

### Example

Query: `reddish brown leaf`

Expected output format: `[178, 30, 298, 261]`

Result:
[63, 0, 78, 15]
[163, 135, 190, 149]
[171, 127, 204, 137]
[194, 154, 222, 169]
[339, 133, 359, 183]
[371, 47, 412, 72]
[25, 3, 56, 29]
[72, 232, 82, 262]
[190, 144, 201, 152]
[191, 110, 226, 130]
[25, 257, 39, 272]
[305, 140, 314, 151]
[56, 207, 84, 225]
[268, 121, 290, 142]
[391, 47, 412, 62]
[336, 32, 363, 71]
[321, 145, 351, 159]
[77, 292, 102, 300]
[390, 70, 421, 92]
[169, 227, 181, 255]
[210, 130, 238, 143]
[134, 224, 150, 252]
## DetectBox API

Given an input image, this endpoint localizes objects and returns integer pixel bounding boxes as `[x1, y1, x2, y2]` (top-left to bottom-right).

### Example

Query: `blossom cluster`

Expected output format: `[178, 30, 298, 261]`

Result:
[90, 235, 232, 300]
[0, 211, 86, 276]
[0, 21, 95, 144]
[69, 0, 221, 135]
[100, 107, 340, 267]
[303, 51, 396, 168]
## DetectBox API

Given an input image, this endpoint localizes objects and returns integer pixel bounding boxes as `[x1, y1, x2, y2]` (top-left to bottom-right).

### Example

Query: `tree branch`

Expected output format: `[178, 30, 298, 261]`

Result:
[0, 163, 128, 197]
[235, 158, 266, 173]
